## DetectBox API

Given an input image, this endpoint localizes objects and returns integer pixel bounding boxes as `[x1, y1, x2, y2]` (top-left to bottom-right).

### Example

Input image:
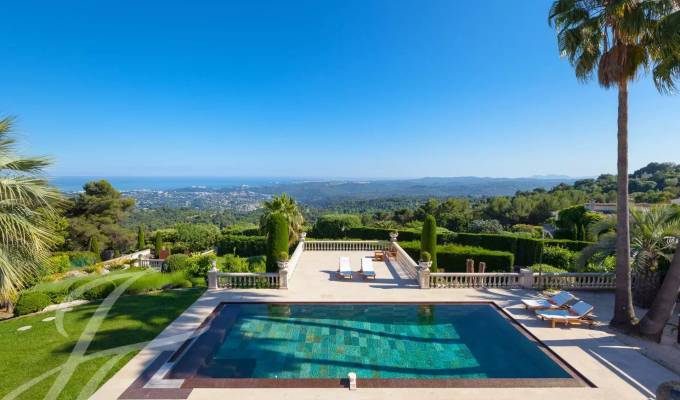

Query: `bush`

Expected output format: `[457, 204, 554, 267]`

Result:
[542, 246, 577, 271]
[530, 264, 568, 273]
[82, 280, 116, 300]
[541, 239, 592, 252]
[15, 292, 51, 315]
[177, 279, 193, 288]
[47, 255, 71, 274]
[311, 214, 362, 238]
[165, 254, 191, 272]
[68, 251, 99, 268]
[467, 219, 504, 234]
[189, 276, 206, 286]
[217, 235, 266, 257]
[399, 241, 514, 272]
[421, 215, 438, 270]
[175, 223, 221, 252]
[188, 253, 216, 278]
[125, 271, 189, 295]
[266, 213, 289, 272]
[511, 224, 543, 238]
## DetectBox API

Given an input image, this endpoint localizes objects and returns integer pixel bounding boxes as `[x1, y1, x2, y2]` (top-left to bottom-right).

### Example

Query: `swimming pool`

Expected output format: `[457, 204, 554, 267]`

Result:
[167, 302, 588, 388]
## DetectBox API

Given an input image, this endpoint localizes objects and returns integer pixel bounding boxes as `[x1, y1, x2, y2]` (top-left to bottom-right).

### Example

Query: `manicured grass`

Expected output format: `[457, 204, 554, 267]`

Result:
[0, 287, 204, 400]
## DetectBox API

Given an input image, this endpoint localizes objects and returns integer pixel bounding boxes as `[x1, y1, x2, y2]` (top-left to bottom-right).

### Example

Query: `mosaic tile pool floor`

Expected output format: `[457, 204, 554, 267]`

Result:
[184, 304, 571, 380]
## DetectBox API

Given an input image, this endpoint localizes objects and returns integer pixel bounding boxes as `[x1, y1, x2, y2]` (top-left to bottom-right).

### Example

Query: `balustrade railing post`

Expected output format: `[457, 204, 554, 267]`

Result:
[208, 260, 219, 289]
[418, 261, 431, 289]
[519, 268, 534, 289]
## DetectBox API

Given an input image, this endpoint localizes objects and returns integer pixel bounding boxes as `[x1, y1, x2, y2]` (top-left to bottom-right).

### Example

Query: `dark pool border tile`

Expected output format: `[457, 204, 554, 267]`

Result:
[118, 351, 193, 399]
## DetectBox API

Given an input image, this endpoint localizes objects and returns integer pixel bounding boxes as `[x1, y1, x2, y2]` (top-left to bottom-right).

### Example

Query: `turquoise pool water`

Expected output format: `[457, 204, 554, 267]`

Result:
[176, 303, 572, 380]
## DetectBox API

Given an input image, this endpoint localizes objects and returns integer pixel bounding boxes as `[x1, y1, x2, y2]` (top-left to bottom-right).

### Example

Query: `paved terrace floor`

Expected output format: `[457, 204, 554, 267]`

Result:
[93, 250, 680, 400]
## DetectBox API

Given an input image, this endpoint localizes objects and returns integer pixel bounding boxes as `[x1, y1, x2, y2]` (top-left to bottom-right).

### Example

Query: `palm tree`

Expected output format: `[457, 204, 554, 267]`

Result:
[549, 0, 680, 329]
[0, 116, 63, 310]
[579, 206, 680, 269]
[259, 193, 304, 243]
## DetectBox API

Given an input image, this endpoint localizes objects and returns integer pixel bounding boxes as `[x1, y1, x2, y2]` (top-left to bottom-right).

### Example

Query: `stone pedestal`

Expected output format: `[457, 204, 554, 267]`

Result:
[277, 261, 289, 290]
[207, 261, 219, 290]
[418, 261, 432, 289]
[519, 268, 535, 289]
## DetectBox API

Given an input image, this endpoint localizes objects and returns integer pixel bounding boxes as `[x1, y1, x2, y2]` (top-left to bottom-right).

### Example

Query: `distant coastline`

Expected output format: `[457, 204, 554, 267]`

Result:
[49, 176, 298, 192]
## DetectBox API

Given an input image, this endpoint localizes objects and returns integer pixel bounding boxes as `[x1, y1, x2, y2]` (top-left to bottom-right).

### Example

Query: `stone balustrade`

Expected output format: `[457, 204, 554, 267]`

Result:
[534, 272, 616, 290]
[215, 272, 279, 289]
[304, 240, 389, 251]
[137, 258, 165, 271]
[429, 272, 521, 289]
[390, 242, 418, 280]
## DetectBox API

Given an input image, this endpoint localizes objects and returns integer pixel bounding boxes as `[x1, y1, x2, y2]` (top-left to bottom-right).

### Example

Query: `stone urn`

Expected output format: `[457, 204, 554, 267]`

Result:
[389, 232, 399, 242]
[277, 260, 289, 271]
[418, 261, 432, 271]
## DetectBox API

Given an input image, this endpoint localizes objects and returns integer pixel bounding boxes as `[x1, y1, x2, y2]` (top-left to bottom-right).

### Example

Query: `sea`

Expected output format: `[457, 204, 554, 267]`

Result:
[50, 176, 296, 192]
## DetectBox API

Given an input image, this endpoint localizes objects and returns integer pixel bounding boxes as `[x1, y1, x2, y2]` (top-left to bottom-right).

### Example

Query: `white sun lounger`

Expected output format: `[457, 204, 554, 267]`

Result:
[360, 257, 376, 280]
[536, 301, 595, 328]
[337, 257, 352, 279]
[521, 291, 575, 310]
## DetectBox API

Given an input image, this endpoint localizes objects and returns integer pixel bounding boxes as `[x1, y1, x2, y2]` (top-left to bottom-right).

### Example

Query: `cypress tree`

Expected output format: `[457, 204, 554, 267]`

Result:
[580, 224, 587, 241]
[420, 214, 438, 270]
[266, 212, 289, 272]
[137, 226, 145, 250]
[155, 233, 163, 256]
[88, 236, 100, 260]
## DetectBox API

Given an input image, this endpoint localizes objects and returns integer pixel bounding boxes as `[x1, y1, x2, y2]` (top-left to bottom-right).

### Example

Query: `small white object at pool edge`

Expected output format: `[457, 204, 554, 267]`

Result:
[348, 372, 357, 390]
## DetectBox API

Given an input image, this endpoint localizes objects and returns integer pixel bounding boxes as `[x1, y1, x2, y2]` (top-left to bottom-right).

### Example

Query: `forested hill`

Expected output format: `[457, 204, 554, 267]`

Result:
[247, 177, 577, 206]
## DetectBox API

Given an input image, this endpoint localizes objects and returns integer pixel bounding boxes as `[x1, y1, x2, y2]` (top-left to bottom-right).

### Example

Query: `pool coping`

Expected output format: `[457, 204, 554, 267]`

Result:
[121, 301, 595, 397]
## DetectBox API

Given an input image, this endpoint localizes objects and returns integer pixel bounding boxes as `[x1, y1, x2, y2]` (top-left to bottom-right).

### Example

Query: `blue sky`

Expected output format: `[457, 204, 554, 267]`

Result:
[1, 0, 678, 178]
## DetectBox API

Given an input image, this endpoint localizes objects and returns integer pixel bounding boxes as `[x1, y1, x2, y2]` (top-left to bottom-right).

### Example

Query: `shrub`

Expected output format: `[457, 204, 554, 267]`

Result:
[421, 215, 438, 270]
[217, 235, 266, 257]
[277, 251, 289, 262]
[467, 219, 504, 234]
[542, 246, 577, 271]
[175, 223, 221, 252]
[125, 271, 189, 295]
[420, 251, 431, 262]
[82, 280, 117, 300]
[88, 237, 101, 259]
[511, 224, 543, 238]
[541, 239, 592, 252]
[15, 292, 51, 315]
[190, 276, 206, 286]
[48, 255, 71, 274]
[311, 214, 362, 238]
[177, 279, 193, 288]
[530, 264, 568, 273]
[165, 254, 191, 272]
[266, 213, 289, 272]
[399, 241, 514, 272]
[188, 253, 216, 278]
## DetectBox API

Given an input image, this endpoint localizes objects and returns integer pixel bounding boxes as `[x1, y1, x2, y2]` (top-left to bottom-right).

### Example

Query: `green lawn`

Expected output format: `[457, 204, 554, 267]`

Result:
[0, 287, 204, 400]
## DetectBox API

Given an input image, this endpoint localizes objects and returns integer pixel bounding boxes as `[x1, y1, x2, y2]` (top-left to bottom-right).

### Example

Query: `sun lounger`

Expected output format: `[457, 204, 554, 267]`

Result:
[535, 301, 595, 328]
[337, 257, 352, 279]
[521, 291, 575, 310]
[360, 257, 376, 280]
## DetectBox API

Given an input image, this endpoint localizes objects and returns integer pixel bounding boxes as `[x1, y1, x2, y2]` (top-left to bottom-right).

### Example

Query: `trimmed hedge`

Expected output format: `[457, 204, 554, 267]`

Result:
[399, 241, 514, 272]
[345, 227, 420, 241]
[15, 292, 51, 315]
[217, 235, 266, 257]
[541, 239, 592, 252]
[266, 213, 289, 272]
[448, 233, 543, 267]
[420, 215, 438, 270]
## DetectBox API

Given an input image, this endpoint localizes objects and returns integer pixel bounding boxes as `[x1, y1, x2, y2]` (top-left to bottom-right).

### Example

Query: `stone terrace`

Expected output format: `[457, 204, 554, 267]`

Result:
[93, 242, 680, 400]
